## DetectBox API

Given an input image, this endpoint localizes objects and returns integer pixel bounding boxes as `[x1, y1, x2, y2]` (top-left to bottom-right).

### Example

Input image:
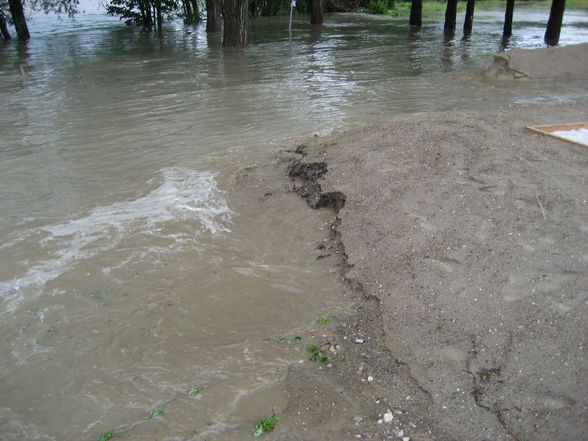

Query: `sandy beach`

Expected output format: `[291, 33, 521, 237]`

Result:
[271, 47, 588, 441]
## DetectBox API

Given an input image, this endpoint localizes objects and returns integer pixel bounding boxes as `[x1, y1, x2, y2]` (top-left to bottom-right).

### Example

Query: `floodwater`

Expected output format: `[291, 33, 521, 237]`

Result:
[1, 6, 588, 440]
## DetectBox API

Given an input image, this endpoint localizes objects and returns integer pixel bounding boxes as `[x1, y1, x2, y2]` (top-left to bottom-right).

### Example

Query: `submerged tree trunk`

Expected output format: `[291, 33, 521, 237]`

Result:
[444, 0, 458, 31]
[0, 12, 11, 40]
[144, 5, 154, 29]
[545, 0, 566, 45]
[155, 0, 163, 30]
[184, 0, 193, 19]
[503, 0, 515, 37]
[409, 0, 422, 26]
[223, 0, 248, 46]
[191, 0, 199, 20]
[8, 0, 30, 40]
[206, 0, 221, 32]
[183, 0, 200, 23]
[463, 0, 475, 34]
[311, 0, 323, 25]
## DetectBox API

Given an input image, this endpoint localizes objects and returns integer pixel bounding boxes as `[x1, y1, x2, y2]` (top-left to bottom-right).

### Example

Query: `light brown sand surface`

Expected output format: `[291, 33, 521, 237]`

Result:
[280, 100, 588, 441]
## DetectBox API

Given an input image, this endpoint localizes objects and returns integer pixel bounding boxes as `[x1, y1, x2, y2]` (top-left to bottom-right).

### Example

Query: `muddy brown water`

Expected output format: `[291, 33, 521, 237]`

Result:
[1, 7, 588, 440]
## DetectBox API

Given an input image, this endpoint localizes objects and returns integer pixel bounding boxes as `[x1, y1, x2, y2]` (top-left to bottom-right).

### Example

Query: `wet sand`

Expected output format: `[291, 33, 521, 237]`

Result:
[273, 48, 588, 441]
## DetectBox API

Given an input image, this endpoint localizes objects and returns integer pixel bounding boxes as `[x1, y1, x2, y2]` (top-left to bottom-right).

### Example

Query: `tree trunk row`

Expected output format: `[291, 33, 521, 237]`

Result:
[0, 0, 567, 48]
[402, 0, 563, 45]
[138, 1, 164, 31]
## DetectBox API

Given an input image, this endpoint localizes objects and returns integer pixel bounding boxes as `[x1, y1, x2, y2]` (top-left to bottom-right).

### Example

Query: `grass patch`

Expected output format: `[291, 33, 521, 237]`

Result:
[187, 386, 204, 395]
[315, 315, 329, 324]
[306, 344, 329, 363]
[381, 1, 468, 18]
[144, 408, 164, 420]
[251, 415, 280, 437]
[96, 431, 115, 441]
[536, 0, 588, 8]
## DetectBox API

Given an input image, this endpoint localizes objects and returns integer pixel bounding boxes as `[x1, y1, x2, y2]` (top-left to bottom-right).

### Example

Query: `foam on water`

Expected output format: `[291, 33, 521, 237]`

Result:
[0, 167, 233, 305]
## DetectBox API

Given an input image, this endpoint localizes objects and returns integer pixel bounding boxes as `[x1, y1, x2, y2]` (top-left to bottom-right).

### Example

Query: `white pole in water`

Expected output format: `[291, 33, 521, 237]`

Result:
[289, 0, 296, 32]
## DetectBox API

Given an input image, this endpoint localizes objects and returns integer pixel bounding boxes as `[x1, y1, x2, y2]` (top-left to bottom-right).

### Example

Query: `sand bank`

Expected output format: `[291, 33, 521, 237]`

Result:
[484, 42, 588, 80]
[275, 45, 588, 441]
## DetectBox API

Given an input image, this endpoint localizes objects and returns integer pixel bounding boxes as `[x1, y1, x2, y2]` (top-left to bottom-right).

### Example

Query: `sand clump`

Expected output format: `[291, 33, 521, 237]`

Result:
[484, 42, 588, 80]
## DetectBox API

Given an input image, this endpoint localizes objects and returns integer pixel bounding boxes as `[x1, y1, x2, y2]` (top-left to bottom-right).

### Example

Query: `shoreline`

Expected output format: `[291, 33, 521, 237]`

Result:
[277, 100, 588, 440]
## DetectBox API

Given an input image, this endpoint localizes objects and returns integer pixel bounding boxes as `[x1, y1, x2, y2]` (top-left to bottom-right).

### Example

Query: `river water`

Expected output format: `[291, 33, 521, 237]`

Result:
[1, 6, 588, 441]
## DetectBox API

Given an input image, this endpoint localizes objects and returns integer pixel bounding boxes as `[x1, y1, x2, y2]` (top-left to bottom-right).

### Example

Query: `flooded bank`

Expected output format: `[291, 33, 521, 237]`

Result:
[1, 7, 588, 440]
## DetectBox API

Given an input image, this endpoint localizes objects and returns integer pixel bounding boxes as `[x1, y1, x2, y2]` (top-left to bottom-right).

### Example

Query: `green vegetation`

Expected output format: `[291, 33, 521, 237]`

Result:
[107, 0, 200, 29]
[536, 0, 588, 8]
[144, 408, 164, 420]
[187, 386, 204, 395]
[306, 344, 329, 363]
[365, 0, 468, 17]
[366, 0, 389, 14]
[315, 315, 330, 324]
[251, 415, 280, 437]
[90, 289, 110, 305]
[96, 431, 115, 441]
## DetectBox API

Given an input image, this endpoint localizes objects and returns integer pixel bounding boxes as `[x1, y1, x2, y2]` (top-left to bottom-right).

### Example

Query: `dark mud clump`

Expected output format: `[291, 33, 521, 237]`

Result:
[288, 149, 346, 211]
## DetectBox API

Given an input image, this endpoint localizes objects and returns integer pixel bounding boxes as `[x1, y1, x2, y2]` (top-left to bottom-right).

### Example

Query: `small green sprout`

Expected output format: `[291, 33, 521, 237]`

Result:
[306, 345, 328, 363]
[251, 415, 280, 437]
[315, 315, 329, 324]
[144, 408, 164, 420]
[96, 431, 115, 441]
[187, 386, 204, 395]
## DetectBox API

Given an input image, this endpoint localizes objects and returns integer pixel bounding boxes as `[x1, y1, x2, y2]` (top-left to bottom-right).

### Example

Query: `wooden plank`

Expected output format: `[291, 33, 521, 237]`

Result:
[525, 121, 588, 148]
